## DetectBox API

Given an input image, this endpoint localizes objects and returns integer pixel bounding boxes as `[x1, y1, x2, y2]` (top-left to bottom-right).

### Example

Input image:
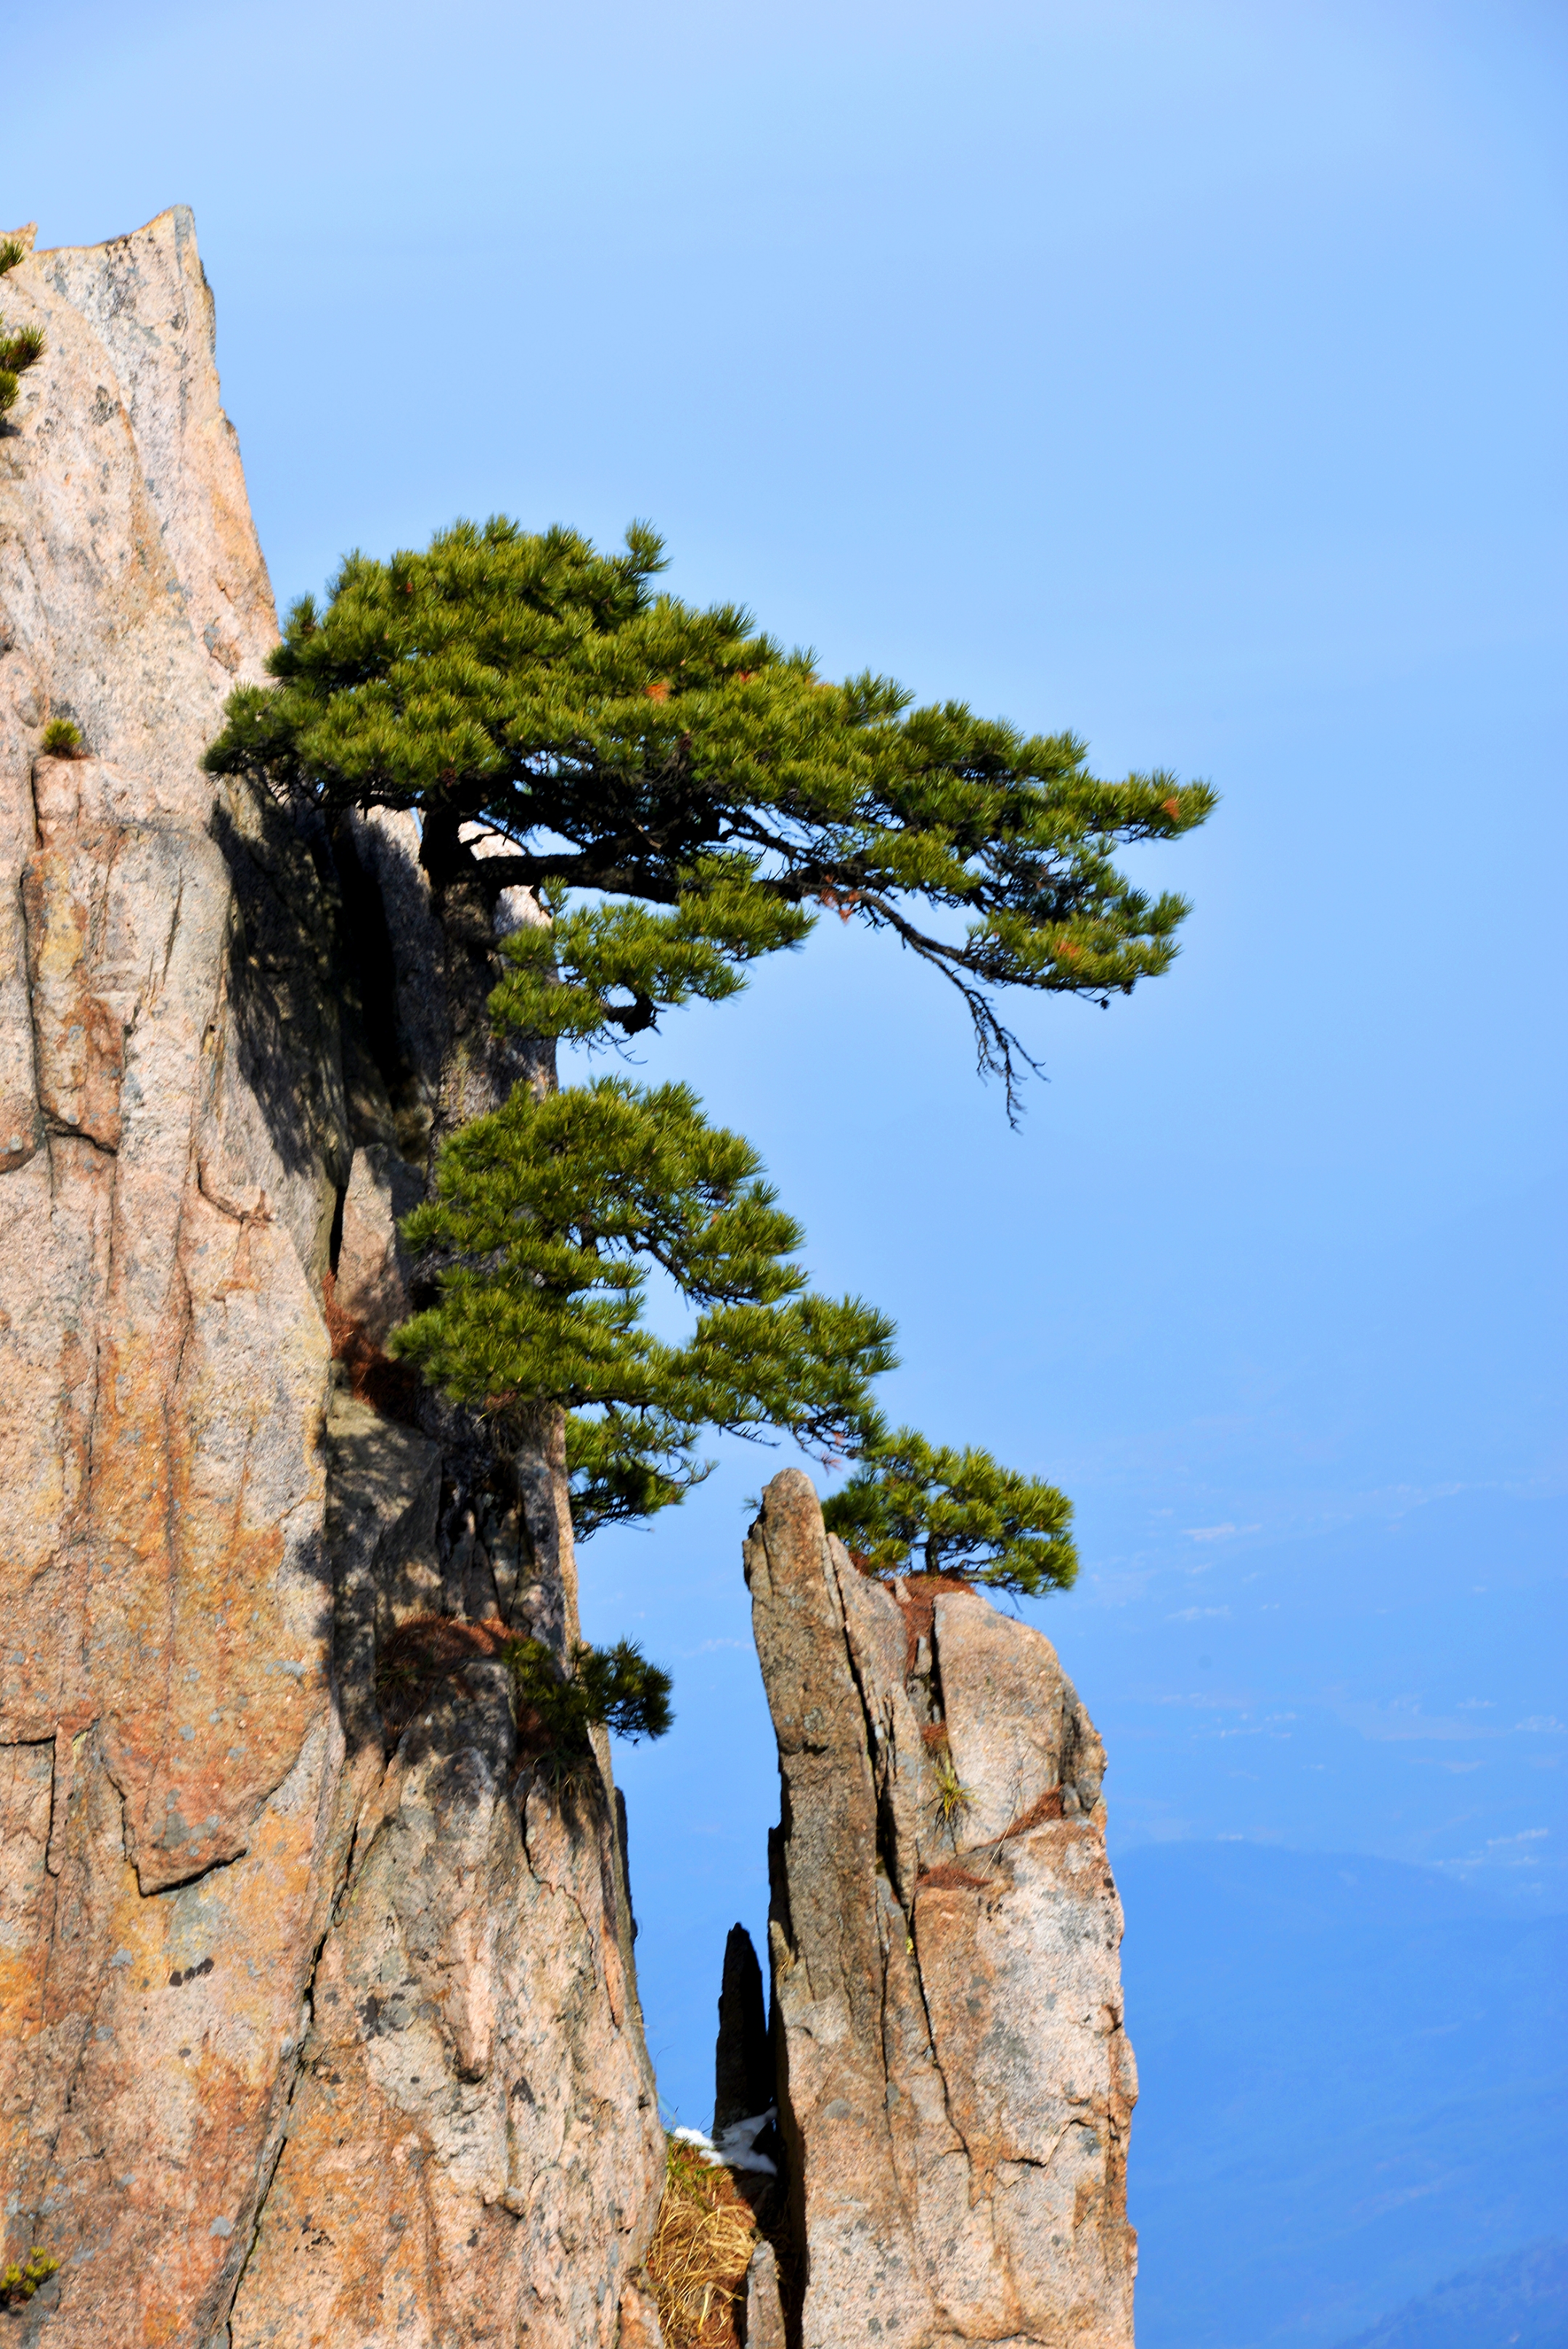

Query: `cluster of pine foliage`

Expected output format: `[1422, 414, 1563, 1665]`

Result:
[0, 313, 43, 420]
[508, 1635, 674, 1759]
[206, 518, 1212, 1721]
[0, 232, 40, 417]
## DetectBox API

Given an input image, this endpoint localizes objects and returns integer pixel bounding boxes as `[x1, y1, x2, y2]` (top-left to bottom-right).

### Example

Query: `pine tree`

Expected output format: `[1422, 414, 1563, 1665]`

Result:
[205, 517, 1212, 1116]
[822, 1429, 1077, 1596]
[509, 1636, 674, 1757]
[206, 518, 1214, 1605]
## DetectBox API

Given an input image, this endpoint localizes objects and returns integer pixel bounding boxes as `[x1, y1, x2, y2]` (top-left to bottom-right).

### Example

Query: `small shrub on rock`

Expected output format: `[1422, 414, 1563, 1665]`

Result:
[0, 322, 43, 371]
[825, 1426, 1076, 1598]
[371, 1614, 672, 1766]
[923, 1729, 976, 1839]
[0, 2247, 60, 2308]
[0, 315, 43, 417]
[507, 1635, 673, 1757]
[41, 719, 83, 757]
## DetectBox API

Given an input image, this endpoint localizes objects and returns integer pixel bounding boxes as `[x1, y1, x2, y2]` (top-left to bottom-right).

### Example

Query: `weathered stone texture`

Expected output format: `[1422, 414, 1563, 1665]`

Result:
[744, 2239, 788, 2349]
[0, 211, 661, 2347]
[333, 1140, 422, 1349]
[230, 1670, 659, 2349]
[746, 1471, 1138, 2349]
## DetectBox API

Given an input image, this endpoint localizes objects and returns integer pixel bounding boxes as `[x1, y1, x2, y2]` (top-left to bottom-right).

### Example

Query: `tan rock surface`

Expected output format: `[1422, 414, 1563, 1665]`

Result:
[934, 1590, 1107, 1845]
[229, 1670, 660, 2349]
[333, 1140, 422, 1349]
[744, 2240, 788, 2349]
[0, 211, 662, 2346]
[745, 1471, 1137, 2349]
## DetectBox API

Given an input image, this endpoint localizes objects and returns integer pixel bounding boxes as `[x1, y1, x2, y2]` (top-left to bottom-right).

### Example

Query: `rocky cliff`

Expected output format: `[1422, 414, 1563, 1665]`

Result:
[0, 207, 1138, 2349]
[744, 1471, 1138, 2349]
[0, 211, 663, 2348]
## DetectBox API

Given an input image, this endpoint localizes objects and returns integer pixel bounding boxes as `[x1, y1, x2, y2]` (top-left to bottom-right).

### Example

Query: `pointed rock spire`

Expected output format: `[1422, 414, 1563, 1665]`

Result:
[714, 1920, 772, 2136]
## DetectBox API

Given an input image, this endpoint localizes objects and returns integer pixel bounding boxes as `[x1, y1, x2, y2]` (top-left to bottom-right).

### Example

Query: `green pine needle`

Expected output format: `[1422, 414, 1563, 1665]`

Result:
[391, 1075, 894, 1532]
[823, 1425, 1077, 1599]
[0, 322, 44, 372]
[202, 514, 1201, 1590]
[509, 1635, 674, 1751]
[204, 514, 1215, 1116]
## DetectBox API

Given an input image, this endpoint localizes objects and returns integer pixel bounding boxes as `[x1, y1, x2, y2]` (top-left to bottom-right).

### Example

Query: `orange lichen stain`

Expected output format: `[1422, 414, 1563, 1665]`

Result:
[1074, 2172, 1108, 2228]
[0, 1953, 46, 2038]
[886, 1570, 973, 1675]
[374, 1613, 510, 1735]
[1000, 1787, 1066, 1838]
[915, 1863, 993, 1894]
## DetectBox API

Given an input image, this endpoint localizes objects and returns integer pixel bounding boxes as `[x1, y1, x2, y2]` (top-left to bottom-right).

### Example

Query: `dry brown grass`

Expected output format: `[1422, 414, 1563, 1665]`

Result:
[889, 1570, 976, 1673]
[322, 1270, 423, 1424]
[648, 2136, 759, 2349]
[374, 1613, 513, 1735]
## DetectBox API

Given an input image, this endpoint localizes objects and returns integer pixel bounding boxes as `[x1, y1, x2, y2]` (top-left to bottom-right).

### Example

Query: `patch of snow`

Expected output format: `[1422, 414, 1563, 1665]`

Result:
[672, 2109, 778, 2177]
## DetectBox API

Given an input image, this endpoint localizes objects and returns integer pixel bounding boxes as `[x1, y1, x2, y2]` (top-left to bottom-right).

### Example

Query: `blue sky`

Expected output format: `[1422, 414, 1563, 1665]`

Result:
[10, 0, 1564, 2331]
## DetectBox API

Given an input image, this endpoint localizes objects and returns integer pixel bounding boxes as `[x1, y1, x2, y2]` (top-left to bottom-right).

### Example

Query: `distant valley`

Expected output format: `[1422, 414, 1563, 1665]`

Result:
[1116, 1843, 1568, 2349]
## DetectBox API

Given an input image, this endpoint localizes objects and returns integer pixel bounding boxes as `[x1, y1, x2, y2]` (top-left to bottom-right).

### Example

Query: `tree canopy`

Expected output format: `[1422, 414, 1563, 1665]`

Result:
[205, 515, 1213, 1112]
[392, 1072, 894, 1537]
[822, 1429, 1076, 1597]
[205, 517, 1214, 1604]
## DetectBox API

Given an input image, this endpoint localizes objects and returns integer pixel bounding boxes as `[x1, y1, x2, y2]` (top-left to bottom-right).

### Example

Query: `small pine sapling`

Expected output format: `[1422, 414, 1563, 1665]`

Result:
[41, 719, 83, 757]
[0, 315, 44, 416]
[823, 1426, 1077, 1599]
[0, 322, 44, 370]
[0, 240, 26, 275]
[508, 1635, 674, 1761]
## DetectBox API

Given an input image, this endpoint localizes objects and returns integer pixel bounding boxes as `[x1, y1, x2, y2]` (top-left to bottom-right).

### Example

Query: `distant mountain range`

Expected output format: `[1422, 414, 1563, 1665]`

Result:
[1114, 1842, 1568, 2349]
[1334, 2238, 1567, 2349]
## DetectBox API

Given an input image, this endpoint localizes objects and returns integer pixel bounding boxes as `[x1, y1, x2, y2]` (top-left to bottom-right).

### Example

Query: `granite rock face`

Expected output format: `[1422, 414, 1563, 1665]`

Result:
[0, 211, 662, 2348]
[745, 1471, 1138, 2349]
